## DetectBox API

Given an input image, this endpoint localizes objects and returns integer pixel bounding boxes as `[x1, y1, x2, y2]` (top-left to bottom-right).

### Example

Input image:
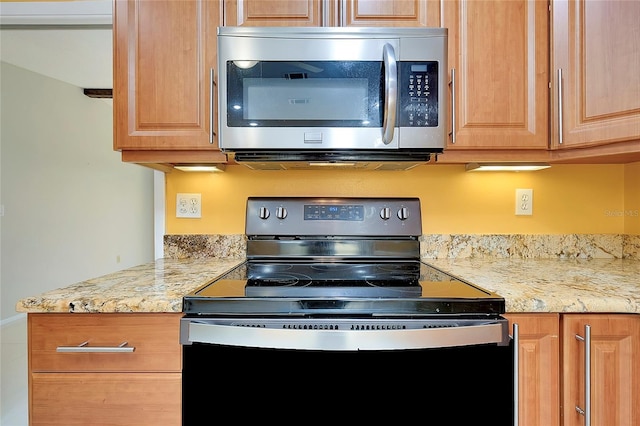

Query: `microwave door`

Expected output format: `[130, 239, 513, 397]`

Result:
[225, 60, 386, 130]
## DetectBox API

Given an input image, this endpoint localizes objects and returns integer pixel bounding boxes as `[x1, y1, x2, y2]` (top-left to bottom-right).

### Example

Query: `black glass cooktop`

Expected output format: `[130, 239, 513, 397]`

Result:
[244, 261, 423, 297]
[185, 260, 506, 316]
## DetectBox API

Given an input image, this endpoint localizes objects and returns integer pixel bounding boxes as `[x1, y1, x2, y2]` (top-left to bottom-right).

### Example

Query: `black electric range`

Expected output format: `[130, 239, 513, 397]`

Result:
[182, 197, 507, 343]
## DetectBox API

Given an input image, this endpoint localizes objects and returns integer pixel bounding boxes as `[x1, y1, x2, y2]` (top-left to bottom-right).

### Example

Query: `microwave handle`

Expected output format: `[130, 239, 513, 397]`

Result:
[209, 67, 216, 144]
[382, 43, 397, 144]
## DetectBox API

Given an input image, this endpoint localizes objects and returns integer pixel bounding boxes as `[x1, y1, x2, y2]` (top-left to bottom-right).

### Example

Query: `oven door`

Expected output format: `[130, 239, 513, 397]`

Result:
[181, 318, 516, 425]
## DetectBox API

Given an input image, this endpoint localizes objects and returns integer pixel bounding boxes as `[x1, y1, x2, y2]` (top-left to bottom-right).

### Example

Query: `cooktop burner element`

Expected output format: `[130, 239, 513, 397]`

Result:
[244, 261, 422, 297]
[183, 197, 506, 317]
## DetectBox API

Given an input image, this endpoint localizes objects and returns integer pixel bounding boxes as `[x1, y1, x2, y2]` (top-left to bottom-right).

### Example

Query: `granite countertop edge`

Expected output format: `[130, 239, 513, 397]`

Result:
[15, 257, 640, 315]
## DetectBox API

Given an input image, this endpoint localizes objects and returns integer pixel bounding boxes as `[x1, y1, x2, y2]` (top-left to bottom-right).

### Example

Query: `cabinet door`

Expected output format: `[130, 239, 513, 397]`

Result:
[223, 0, 440, 27]
[441, 0, 549, 151]
[551, 0, 640, 149]
[114, 0, 223, 154]
[504, 313, 561, 426]
[563, 314, 640, 426]
[342, 0, 441, 27]
[31, 372, 181, 425]
[224, 0, 324, 26]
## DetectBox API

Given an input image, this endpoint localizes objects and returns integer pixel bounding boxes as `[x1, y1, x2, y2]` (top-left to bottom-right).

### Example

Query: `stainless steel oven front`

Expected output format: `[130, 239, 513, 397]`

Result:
[181, 197, 517, 425]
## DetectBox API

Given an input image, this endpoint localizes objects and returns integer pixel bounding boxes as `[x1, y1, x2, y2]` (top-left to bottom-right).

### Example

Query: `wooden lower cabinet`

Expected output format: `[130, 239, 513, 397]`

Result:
[562, 314, 640, 426]
[505, 313, 561, 426]
[31, 373, 181, 425]
[28, 313, 183, 426]
[505, 313, 640, 426]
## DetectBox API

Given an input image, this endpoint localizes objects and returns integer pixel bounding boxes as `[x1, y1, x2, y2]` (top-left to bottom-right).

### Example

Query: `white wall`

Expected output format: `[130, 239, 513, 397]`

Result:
[0, 61, 155, 322]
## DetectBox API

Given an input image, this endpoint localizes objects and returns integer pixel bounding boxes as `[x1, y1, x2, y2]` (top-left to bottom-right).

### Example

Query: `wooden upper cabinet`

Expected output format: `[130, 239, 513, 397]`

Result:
[551, 0, 640, 150]
[223, 0, 324, 26]
[341, 0, 441, 27]
[441, 0, 549, 151]
[114, 0, 225, 161]
[223, 0, 440, 27]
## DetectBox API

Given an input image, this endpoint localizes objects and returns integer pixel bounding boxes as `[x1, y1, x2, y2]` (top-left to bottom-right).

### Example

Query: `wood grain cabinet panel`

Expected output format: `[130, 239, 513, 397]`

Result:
[551, 0, 640, 150]
[31, 373, 181, 426]
[506, 313, 640, 426]
[28, 313, 183, 425]
[562, 314, 640, 426]
[504, 313, 561, 426]
[441, 0, 549, 152]
[113, 0, 226, 167]
[341, 0, 441, 27]
[223, 0, 440, 28]
[29, 313, 181, 372]
[224, 0, 323, 26]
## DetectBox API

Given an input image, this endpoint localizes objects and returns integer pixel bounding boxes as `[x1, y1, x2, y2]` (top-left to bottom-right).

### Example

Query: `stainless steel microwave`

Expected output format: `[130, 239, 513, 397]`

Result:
[217, 27, 448, 170]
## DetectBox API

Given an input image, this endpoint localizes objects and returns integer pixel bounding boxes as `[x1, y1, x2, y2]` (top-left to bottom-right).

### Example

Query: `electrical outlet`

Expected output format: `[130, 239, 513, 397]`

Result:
[176, 193, 202, 218]
[515, 189, 533, 216]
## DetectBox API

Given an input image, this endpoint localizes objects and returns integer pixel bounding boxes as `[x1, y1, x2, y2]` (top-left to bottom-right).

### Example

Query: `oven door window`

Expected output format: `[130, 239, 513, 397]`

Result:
[226, 60, 384, 128]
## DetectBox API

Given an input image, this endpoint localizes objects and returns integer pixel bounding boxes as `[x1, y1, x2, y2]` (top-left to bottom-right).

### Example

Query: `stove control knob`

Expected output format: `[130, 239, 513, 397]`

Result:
[276, 206, 288, 220]
[380, 207, 391, 220]
[397, 207, 409, 221]
[259, 207, 270, 220]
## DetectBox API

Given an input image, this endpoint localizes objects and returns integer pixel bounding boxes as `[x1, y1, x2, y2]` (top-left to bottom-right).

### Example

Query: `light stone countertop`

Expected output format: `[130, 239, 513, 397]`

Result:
[15, 258, 244, 314]
[427, 258, 640, 313]
[15, 257, 640, 314]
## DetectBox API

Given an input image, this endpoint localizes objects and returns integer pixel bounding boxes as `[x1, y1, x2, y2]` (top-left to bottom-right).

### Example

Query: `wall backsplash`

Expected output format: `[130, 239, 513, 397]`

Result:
[421, 234, 639, 259]
[164, 234, 640, 260]
[165, 164, 640, 235]
[164, 235, 246, 259]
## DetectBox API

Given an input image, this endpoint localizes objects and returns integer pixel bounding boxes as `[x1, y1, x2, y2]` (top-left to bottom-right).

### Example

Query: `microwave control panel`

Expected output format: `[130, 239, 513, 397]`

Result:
[397, 61, 439, 127]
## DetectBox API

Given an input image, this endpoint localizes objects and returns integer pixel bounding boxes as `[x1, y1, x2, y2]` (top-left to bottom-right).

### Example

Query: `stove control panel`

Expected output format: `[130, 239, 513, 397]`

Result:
[246, 197, 421, 237]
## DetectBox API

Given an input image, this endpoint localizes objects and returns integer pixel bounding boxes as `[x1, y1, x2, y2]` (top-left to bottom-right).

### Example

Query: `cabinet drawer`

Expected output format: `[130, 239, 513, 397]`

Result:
[29, 313, 182, 372]
[31, 372, 181, 425]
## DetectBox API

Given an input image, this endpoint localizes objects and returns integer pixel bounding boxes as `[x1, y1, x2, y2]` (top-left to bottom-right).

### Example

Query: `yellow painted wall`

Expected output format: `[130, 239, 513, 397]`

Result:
[166, 163, 638, 235]
[625, 162, 640, 234]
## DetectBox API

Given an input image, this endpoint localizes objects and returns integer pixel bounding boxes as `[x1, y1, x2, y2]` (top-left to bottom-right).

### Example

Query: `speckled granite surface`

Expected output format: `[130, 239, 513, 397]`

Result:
[15, 234, 640, 314]
[427, 258, 640, 313]
[421, 234, 640, 259]
[16, 258, 244, 314]
[162, 233, 640, 260]
[164, 234, 246, 259]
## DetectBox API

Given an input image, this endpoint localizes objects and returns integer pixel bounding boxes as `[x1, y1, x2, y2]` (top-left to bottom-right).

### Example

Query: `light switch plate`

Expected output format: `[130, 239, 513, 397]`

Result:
[176, 193, 202, 218]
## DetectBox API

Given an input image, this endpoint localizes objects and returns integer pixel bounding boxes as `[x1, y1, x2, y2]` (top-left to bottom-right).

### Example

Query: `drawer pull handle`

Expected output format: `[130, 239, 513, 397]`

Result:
[56, 341, 135, 353]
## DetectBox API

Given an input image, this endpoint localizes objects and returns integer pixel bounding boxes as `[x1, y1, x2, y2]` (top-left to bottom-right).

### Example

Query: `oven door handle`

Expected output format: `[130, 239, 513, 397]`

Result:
[184, 320, 507, 351]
